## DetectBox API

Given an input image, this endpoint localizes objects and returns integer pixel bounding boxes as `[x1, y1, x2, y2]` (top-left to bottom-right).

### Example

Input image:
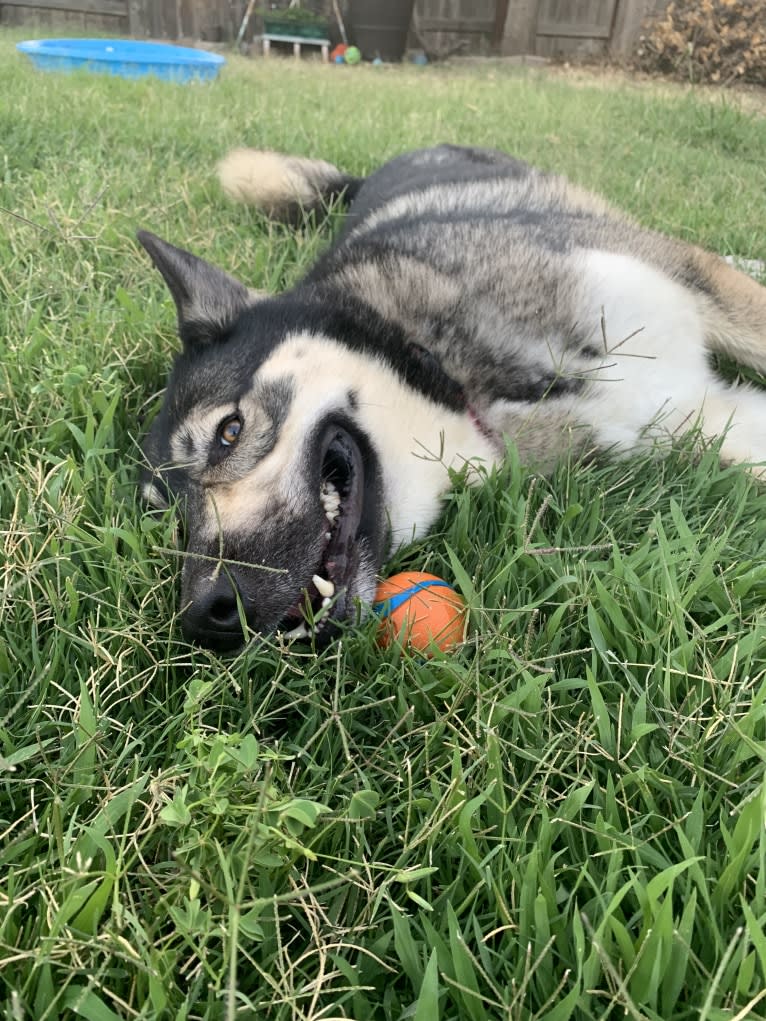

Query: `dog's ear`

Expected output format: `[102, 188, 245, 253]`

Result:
[137, 231, 253, 350]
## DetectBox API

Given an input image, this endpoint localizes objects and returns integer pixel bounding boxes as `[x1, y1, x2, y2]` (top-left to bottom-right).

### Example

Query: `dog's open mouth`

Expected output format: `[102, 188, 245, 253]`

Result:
[279, 425, 368, 640]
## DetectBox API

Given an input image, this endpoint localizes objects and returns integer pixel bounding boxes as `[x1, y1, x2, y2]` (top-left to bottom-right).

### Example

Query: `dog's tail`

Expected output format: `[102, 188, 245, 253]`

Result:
[217, 149, 360, 223]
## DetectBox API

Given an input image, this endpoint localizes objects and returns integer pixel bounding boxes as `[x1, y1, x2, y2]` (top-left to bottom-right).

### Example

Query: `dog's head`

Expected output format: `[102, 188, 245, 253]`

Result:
[138, 233, 471, 651]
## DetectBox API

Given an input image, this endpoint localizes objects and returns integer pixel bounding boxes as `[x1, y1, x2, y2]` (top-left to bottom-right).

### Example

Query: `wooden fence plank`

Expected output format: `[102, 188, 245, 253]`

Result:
[537, 0, 616, 38]
[126, 0, 143, 34]
[1, 0, 126, 13]
[414, 0, 497, 55]
[492, 0, 509, 50]
[610, 0, 664, 55]
[417, 17, 494, 33]
[502, 0, 537, 55]
[537, 23, 613, 38]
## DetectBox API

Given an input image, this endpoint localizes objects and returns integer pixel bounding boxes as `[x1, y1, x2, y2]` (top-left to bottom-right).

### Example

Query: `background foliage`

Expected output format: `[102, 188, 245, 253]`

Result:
[635, 0, 766, 86]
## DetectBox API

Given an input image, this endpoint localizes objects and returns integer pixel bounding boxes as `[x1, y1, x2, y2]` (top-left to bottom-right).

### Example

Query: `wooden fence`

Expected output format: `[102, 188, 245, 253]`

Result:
[0, 0, 247, 39]
[413, 0, 667, 57]
[1, 0, 126, 32]
[412, 0, 499, 57]
[503, 0, 667, 57]
[1, 0, 667, 57]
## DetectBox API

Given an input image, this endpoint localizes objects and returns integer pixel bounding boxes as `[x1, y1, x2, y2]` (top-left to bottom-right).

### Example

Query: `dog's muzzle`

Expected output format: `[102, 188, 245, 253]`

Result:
[181, 571, 250, 652]
[179, 421, 384, 652]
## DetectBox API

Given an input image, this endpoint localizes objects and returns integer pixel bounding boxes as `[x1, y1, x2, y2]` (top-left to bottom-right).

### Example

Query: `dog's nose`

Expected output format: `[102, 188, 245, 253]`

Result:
[182, 573, 247, 651]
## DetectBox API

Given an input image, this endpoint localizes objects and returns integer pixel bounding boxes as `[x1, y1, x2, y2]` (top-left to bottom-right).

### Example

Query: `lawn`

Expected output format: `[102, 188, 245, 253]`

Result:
[3, 28, 766, 1020]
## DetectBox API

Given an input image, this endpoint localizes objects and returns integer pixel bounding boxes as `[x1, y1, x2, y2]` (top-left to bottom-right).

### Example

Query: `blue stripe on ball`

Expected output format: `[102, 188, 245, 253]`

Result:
[372, 579, 452, 617]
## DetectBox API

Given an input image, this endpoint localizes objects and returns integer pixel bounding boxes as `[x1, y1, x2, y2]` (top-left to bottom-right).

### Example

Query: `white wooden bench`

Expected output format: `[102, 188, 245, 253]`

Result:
[262, 33, 331, 62]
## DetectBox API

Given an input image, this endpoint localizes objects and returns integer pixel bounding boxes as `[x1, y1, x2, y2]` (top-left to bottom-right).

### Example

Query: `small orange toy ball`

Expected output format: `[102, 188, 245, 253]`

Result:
[374, 572, 467, 654]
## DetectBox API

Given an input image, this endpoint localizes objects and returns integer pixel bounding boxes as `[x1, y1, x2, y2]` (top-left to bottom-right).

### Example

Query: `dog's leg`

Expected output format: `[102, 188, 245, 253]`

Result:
[683, 380, 766, 473]
[569, 250, 766, 472]
[687, 247, 766, 371]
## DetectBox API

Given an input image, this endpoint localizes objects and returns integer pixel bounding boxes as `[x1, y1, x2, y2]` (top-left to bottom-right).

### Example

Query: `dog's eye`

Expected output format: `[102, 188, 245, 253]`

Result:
[218, 415, 242, 448]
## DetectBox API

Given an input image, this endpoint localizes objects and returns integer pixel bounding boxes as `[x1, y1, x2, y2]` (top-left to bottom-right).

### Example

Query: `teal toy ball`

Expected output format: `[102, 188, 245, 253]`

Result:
[344, 45, 361, 64]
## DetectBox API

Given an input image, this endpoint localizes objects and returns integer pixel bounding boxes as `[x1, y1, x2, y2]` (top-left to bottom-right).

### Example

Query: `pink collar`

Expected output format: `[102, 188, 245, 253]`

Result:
[467, 403, 502, 453]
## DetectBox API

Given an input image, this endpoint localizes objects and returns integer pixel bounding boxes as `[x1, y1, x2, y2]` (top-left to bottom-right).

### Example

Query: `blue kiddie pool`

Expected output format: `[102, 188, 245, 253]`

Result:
[17, 38, 225, 82]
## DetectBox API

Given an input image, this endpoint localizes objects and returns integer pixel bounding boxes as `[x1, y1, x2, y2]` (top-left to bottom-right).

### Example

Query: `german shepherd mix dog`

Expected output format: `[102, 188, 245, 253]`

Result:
[138, 144, 766, 652]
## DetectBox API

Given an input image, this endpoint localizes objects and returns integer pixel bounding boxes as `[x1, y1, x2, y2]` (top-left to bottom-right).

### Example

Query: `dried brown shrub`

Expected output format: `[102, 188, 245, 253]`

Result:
[634, 0, 766, 85]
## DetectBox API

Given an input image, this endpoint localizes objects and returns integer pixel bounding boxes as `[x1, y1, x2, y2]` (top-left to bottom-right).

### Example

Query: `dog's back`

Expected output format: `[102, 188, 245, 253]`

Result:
[218, 143, 766, 468]
[219, 143, 766, 372]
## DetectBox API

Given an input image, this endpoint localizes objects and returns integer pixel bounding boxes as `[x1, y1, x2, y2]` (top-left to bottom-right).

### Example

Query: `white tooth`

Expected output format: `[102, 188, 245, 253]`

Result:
[321, 596, 332, 608]
[325, 532, 332, 540]
[320, 483, 340, 516]
[284, 623, 309, 640]
[312, 574, 335, 598]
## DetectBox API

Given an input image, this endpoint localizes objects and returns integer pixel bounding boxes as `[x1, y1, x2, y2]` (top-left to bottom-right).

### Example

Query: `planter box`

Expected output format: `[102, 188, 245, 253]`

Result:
[263, 18, 329, 39]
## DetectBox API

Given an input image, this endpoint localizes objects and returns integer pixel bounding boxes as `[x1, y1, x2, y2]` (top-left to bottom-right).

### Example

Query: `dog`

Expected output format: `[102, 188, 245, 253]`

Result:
[138, 143, 766, 651]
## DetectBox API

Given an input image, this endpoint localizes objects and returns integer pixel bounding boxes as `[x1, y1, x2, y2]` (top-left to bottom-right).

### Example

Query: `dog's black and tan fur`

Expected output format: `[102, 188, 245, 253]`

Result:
[139, 144, 766, 650]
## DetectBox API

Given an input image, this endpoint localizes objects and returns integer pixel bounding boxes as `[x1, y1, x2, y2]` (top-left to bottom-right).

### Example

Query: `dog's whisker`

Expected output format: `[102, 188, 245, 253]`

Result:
[151, 546, 288, 573]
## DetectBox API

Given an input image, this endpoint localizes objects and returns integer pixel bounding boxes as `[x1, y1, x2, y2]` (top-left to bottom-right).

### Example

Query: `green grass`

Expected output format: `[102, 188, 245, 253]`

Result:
[3, 29, 766, 1020]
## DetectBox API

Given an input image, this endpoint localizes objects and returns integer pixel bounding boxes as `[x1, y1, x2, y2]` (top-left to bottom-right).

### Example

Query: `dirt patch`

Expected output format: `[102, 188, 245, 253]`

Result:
[446, 54, 766, 117]
[536, 60, 766, 116]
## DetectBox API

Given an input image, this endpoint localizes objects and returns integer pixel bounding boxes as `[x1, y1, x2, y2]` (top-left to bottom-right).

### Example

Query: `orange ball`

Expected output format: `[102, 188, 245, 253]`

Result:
[373, 572, 467, 654]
